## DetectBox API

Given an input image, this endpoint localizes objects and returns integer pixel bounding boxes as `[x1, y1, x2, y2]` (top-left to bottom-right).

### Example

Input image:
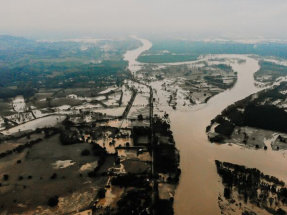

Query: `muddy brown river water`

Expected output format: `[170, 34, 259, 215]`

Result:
[126, 39, 287, 215]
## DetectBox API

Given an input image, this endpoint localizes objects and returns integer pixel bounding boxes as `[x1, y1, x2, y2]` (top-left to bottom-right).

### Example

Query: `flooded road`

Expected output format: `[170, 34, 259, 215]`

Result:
[125, 38, 287, 215]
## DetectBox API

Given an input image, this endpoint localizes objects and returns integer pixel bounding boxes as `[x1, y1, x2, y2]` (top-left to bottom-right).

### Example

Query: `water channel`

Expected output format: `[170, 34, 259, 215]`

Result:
[125, 38, 287, 215]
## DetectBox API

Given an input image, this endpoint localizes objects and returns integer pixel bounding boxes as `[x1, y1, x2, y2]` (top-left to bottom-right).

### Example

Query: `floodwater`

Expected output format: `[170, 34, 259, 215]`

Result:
[123, 35, 152, 75]
[12, 95, 27, 112]
[2, 115, 66, 135]
[125, 38, 287, 215]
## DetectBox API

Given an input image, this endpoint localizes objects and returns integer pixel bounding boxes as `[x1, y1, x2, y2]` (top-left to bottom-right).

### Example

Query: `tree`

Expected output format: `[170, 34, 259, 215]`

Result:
[224, 187, 231, 199]
[137, 114, 144, 121]
[48, 196, 59, 207]
[98, 188, 106, 199]
[3, 174, 9, 181]
[50, 173, 57, 180]
[81, 149, 91, 156]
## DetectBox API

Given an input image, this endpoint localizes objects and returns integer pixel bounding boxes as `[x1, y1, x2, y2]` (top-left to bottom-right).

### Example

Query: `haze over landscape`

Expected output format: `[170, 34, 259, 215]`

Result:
[1, 1, 287, 215]
[1, 0, 287, 39]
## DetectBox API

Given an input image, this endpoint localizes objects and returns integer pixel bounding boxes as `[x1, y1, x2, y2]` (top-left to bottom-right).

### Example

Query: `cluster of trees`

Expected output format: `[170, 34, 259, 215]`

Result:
[0, 138, 43, 159]
[215, 160, 287, 212]
[0, 128, 59, 159]
[255, 61, 287, 82]
[0, 87, 36, 99]
[41, 128, 59, 139]
[214, 116, 235, 137]
[91, 143, 107, 156]
[132, 126, 150, 145]
[0, 35, 135, 90]
[111, 174, 150, 188]
[87, 143, 107, 177]
[243, 105, 287, 133]
[212, 64, 233, 71]
[154, 199, 174, 215]
[98, 188, 106, 199]
[0, 65, 128, 92]
[153, 118, 172, 136]
[48, 196, 59, 207]
[153, 118, 180, 181]
[204, 76, 236, 89]
[138, 40, 287, 63]
[278, 135, 287, 143]
[87, 155, 106, 177]
[115, 189, 152, 215]
[154, 144, 180, 182]
[0, 57, 129, 90]
[137, 52, 198, 63]
[210, 83, 287, 139]
[59, 129, 80, 145]
[81, 149, 90, 156]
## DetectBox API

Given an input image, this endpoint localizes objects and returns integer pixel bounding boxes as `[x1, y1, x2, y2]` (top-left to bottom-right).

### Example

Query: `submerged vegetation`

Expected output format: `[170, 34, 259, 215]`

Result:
[207, 82, 287, 149]
[2, 33, 287, 215]
[254, 60, 287, 84]
[216, 161, 287, 215]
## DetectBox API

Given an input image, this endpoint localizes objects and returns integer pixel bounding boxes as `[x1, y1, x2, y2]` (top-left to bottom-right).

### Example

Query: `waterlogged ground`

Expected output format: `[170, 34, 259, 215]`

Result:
[167, 56, 287, 215]
[1, 36, 287, 214]
[127, 38, 287, 215]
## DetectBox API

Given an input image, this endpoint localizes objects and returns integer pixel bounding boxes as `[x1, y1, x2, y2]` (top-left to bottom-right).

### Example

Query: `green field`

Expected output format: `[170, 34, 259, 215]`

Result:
[137, 39, 287, 63]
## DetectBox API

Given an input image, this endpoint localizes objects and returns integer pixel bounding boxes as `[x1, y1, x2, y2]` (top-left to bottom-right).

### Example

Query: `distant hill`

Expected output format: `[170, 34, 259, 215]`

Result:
[0, 35, 34, 50]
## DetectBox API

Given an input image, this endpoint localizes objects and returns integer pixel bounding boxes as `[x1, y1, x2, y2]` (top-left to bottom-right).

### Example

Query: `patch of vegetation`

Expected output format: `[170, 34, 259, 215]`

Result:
[255, 61, 287, 82]
[243, 105, 287, 133]
[98, 188, 106, 199]
[154, 199, 174, 215]
[211, 83, 287, 135]
[48, 196, 59, 207]
[115, 189, 152, 215]
[111, 174, 150, 188]
[137, 40, 287, 63]
[137, 53, 198, 63]
[0, 88, 36, 99]
[0, 35, 139, 91]
[214, 118, 235, 137]
[216, 160, 287, 214]
[81, 149, 91, 156]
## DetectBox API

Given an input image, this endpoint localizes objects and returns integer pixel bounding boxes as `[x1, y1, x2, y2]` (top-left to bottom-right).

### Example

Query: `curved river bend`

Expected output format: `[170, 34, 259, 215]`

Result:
[124, 38, 287, 215]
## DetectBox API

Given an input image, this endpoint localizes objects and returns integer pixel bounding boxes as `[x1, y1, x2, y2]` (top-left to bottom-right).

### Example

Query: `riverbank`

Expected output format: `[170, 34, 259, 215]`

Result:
[126, 37, 287, 214]
[207, 81, 287, 151]
[169, 55, 287, 215]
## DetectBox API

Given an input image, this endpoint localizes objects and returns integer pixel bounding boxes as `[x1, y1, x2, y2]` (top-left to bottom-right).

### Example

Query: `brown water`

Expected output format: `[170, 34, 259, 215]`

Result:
[171, 55, 287, 215]
[123, 35, 152, 75]
[124, 39, 287, 215]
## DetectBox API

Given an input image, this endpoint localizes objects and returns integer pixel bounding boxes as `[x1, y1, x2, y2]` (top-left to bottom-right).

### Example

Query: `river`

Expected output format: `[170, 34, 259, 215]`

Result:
[125, 38, 287, 215]
[123, 35, 152, 75]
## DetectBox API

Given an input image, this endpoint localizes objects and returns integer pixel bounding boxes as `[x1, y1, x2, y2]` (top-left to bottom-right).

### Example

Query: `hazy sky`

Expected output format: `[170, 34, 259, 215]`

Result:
[0, 0, 287, 39]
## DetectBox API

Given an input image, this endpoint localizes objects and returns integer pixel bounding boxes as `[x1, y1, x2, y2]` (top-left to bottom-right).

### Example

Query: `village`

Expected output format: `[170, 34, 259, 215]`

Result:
[0, 75, 180, 215]
[136, 57, 239, 110]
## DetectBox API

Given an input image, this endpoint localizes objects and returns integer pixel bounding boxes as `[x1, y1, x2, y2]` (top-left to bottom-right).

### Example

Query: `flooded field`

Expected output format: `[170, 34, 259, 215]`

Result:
[2, 115, 66, 135]
[126, 37, 287, 214]
[170, 56, 287, 215]
[1, 36, 287, 214]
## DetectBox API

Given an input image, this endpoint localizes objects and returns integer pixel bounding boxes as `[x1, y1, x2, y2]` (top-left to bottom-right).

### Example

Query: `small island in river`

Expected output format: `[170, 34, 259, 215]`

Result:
[207, 81, 287, 150]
